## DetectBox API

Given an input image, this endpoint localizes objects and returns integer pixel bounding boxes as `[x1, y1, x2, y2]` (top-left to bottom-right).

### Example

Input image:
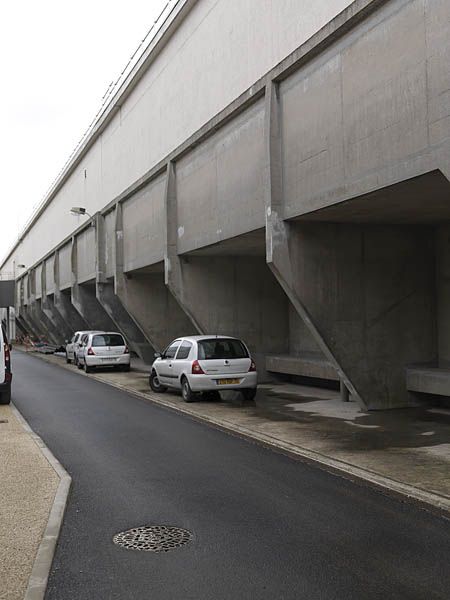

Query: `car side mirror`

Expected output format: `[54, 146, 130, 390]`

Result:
[154, 352, 162, 359]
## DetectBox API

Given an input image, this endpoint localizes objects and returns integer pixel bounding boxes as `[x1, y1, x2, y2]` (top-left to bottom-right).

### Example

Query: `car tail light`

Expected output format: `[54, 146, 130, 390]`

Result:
[87, 347, 95, 355]
[192, 360, 205, 375]
[123, 345, 130, 354]
[248, 359, 256, 372]
[4, 344, 10, 366]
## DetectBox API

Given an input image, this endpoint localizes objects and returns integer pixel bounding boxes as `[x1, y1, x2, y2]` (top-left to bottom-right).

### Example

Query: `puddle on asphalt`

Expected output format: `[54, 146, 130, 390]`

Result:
[252, 392, 450, 454]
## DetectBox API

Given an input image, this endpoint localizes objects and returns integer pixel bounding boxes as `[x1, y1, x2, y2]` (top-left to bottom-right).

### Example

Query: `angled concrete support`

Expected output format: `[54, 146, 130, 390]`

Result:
[40, 259, 72, 344]
[265, 81, 438, 409]
[164, 162, 288, 377]
[53, 249, 89, 333]
[114, 184, 194, 353]
[15, 315, 28, 336]
[70, 235, 116, 331]
[95, 211, 155, 362]
[25, 269, 60, 345]
[165, 162, 205, 334]
[264, 80, 362, 405]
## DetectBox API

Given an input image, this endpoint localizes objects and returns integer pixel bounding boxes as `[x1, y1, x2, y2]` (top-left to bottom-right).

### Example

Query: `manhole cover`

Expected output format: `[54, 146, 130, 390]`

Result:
[113, 525, 193, 552]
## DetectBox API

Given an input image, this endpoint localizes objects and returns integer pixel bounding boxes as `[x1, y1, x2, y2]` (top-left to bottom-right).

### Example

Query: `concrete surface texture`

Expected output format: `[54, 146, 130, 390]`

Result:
[27, 349, 450, 514]
[0, 405, 59, 600]
[3, 0, 450, 410]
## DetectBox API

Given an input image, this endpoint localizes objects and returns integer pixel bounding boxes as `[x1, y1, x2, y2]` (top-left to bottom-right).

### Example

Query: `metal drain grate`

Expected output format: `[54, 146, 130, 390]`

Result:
[113, 525, 193, 552]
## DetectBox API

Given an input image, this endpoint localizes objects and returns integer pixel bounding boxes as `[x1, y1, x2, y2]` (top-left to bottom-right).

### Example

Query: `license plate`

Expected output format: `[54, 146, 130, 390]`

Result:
[101, 358, 114, 362]
[217, 378, 241, 385]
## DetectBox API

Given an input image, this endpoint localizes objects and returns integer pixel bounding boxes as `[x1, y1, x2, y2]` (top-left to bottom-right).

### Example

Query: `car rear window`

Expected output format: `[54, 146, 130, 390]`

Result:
[92, 334, 125, 347]
[197, 338, 248, 360]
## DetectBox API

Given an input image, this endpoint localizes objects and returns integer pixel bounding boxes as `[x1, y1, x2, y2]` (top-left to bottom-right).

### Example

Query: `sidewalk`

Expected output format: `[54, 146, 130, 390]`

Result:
[0, 405, 60, 600]
[23, 347, 450, 517]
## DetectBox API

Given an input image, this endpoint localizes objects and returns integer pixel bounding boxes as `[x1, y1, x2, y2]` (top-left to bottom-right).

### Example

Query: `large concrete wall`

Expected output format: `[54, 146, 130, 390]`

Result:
[4, 0, 450, 408]
[1, 0, 352, 274]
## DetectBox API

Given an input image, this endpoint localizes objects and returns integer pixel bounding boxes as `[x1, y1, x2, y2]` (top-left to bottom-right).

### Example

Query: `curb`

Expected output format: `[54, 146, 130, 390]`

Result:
[18, 349, 450, 520]
[11, 405, 72, 600]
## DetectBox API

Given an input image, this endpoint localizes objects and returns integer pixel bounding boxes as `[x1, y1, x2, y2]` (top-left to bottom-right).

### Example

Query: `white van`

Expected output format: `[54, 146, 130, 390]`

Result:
[0, 325, 12, 404]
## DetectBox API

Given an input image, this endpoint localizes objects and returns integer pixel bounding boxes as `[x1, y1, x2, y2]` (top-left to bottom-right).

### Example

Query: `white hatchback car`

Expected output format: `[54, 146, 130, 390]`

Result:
[77, 332, 130, 373]
[149, 335, 257, 402]
[65, 330, 103, 365]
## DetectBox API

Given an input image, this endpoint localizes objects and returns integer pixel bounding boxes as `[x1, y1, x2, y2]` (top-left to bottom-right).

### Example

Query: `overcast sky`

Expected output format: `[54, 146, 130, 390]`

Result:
[0, 0, 168, 263]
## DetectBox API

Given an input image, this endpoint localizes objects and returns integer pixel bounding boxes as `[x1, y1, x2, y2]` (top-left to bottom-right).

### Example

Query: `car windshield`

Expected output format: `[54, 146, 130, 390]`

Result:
[197, 338, 248, 360]
[92, 334, 125, 347]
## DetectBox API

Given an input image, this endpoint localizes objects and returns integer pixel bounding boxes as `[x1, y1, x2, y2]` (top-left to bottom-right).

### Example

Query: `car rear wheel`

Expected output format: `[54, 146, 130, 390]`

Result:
[242, 388, 257, 401]
[0, 386, 11, 405]
[149, 371, 167, 393]
[181, 377, 196, 403]
[84, 362, 93, 374]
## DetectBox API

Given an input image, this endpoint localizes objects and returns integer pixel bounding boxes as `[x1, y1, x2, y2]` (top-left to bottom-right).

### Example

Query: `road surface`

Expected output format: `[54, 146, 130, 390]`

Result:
[13, 352, 450, 599]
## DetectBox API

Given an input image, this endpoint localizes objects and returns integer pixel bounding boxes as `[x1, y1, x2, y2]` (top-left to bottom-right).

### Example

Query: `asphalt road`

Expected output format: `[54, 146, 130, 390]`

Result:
[13, 352, 450, 600]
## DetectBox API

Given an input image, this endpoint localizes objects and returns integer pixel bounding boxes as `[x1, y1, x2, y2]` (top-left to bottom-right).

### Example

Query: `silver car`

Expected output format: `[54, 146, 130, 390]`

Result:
[77, 332, 131, 373]
[149, 335, 257, 402]
[65, 330, 102, 365]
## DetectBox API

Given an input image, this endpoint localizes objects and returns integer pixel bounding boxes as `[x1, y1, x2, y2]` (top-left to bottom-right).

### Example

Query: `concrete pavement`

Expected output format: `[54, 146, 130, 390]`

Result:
[0, 405, 59, 600]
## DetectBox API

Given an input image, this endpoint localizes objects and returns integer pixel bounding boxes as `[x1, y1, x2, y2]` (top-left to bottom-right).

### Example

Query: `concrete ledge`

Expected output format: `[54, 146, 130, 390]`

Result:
[266, 353, 338, 381]
[406, 367, 450, 397]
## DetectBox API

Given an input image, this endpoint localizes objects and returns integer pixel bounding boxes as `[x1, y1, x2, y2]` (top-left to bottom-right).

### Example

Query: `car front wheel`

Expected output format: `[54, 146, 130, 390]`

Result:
[149, 371, 167, 393]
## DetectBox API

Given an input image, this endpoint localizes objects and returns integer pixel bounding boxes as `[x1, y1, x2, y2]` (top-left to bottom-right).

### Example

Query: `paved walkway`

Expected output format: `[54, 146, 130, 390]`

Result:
[21, 348, 450, 514]
[0, 405, 59, 600]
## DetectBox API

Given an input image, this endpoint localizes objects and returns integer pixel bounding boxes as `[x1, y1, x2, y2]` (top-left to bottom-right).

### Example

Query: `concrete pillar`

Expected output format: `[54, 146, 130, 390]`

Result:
[263, 80, 360, 403]
[111, 167, 194, 353]
[340, 380, 350, 402]
[26, 269, 60, 345]
[15, 315, 28, 337]
[436, 225, 450, 367]
[53, 249, 89, 334]
[40, 258, 72, 344]
[15, 280, 39, 338]
[96, 210, 155, 362]
[164, 161, 288, 377]
[22, 306, 43, 339]
[165, 161, 204, 333]
[71, 235, 116, 331]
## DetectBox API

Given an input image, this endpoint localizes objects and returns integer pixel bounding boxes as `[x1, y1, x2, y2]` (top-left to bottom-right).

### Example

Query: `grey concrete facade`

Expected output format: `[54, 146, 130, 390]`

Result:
[4, 0, 450, 409]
